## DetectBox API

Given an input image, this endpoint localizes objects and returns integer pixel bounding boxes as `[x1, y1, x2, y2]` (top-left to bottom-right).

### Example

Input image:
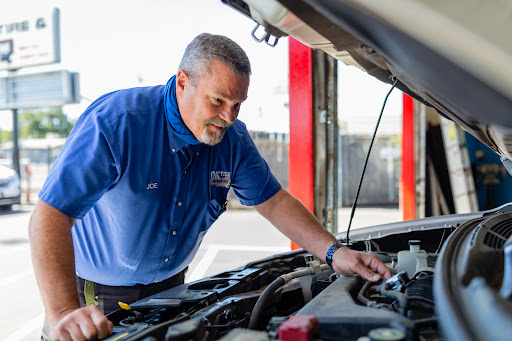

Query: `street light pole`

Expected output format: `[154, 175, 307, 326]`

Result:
[11, 107, 20, 176]
[8, 68, 21, 176]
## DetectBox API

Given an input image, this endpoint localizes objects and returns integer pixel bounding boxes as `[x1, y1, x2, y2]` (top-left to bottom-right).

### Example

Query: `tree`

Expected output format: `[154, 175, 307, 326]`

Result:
[0, 129, 11, 144]
[19, 108, 75, 139]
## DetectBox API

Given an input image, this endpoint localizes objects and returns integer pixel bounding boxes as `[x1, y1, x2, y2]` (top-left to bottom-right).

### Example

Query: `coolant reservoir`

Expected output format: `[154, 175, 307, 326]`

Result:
[397, 240, 428, 277]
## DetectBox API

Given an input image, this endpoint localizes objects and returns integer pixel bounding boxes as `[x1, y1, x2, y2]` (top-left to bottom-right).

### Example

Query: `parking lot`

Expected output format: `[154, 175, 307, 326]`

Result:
[0, 203, 399, 340]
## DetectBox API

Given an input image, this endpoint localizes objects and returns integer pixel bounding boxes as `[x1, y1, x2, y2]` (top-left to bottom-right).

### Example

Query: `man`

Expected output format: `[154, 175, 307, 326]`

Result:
[29, 33, 391, 341]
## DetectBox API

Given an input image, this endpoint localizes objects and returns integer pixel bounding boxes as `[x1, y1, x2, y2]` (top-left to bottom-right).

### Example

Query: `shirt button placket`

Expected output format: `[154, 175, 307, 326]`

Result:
[167, 146, 192, 271]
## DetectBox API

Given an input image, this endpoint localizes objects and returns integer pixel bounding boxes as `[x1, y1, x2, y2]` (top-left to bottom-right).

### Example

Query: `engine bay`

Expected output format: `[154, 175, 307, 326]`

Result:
[103, 204, 512, 341]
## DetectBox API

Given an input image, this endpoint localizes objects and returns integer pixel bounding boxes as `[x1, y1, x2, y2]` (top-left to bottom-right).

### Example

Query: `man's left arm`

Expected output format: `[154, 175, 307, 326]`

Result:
[254, 188, 392, 282]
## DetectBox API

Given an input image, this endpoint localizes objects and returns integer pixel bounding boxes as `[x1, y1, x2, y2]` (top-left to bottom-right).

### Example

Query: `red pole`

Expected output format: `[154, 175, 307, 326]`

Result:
[288, 38, 314, 250]
[400, 94, 415, 220]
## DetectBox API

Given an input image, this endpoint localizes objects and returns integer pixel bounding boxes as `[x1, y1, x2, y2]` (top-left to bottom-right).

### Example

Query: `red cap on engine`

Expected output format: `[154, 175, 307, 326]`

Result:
[278, 315, 319, 341]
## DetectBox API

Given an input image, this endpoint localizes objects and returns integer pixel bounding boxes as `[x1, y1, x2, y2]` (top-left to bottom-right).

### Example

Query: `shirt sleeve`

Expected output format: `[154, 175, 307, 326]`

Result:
[38, 110, 120, 219]
[230, 123, 282, 206]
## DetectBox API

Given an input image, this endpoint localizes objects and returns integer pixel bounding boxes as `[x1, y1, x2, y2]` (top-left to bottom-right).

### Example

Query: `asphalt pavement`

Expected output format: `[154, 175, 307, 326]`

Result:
[0, 203, 400, 340]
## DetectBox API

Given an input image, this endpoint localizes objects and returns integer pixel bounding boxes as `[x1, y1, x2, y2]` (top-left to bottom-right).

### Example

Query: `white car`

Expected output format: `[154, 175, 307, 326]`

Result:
[0, 164, 21, 210]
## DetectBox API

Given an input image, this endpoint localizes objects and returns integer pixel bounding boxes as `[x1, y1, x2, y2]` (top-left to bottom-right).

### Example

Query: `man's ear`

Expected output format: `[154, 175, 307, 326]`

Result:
[176, 69, 189, 97]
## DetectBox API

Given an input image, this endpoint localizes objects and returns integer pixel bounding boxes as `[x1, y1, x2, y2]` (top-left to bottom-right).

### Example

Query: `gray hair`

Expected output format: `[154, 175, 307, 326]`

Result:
[179, 33, 251, 84]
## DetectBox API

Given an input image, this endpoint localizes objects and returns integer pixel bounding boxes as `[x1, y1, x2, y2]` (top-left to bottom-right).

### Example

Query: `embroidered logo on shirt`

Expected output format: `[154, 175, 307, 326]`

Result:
[146, 183, 158, 189]
[210, 171, 231, 188]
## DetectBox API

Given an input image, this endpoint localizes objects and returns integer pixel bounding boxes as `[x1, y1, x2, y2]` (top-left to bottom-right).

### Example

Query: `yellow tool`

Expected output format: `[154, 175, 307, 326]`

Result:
[118, 301, 143, 322]
[118, 302, 132, 310]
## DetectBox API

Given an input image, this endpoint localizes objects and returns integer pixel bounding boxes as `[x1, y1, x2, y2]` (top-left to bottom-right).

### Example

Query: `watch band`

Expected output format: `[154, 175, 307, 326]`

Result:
[326, 242, 344, 268]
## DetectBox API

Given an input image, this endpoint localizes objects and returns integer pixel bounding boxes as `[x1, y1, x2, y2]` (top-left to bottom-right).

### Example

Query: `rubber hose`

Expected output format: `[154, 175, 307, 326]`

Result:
[248, 277, 286, 330]
[379, 285, 407, 315]
[357, 280, 376, 307]
[248, 264, 330, 330]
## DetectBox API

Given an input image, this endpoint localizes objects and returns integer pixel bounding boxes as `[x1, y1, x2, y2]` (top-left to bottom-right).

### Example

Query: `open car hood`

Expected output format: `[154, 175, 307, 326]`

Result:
[223, 0, 512, 165]
[95, 2, 512, 340]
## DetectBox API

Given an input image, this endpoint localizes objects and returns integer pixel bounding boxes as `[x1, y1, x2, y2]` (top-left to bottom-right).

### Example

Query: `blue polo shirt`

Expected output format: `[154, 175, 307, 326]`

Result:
[39, 82, 281, 286]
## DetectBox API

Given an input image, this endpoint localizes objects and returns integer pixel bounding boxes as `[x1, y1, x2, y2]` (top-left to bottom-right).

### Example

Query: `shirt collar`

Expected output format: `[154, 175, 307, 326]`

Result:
[162, 75, 202, 155]
[166, 117, 191, 155]
[163, 75, 202, 146]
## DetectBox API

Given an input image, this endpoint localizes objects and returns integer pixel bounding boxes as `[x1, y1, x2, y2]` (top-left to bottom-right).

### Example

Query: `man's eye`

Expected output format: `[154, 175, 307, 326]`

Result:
[234, 103, 241, 110]
[214, 98, 223, 103]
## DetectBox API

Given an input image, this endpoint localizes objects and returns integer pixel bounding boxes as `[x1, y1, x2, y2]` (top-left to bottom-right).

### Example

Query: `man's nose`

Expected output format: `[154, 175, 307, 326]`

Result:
[219, 107, 237, 124]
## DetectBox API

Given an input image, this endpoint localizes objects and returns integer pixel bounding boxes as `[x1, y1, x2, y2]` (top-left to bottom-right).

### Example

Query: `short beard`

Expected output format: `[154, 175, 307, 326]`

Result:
[201, 118, 231, 146]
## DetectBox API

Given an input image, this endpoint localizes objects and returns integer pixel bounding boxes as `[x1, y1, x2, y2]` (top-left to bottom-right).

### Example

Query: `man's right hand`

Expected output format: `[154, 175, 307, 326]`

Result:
[50, 306, 113, 341]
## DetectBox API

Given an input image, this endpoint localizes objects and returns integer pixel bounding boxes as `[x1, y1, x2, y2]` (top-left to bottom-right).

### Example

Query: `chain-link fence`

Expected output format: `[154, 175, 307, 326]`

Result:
[0, 133, 291, 207]
[0, 142, 63, 203]
[339, 135, 401, 206]
[1, 133, 400, 208]
[227, 132, 289, 209]
[250, 132, 289, 190]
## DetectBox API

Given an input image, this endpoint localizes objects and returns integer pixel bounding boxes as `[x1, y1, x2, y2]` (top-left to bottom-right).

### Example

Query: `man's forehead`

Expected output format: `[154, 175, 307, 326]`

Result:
[202, 66, 249, 102]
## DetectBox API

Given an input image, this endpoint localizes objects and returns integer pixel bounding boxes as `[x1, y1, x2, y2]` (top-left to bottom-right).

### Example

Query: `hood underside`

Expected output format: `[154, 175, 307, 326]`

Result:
[224, 0, 512, 162]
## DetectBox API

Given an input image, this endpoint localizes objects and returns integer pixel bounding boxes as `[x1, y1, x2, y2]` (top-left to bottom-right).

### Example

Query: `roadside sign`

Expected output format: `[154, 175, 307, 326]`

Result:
[0, 70, 80, 109]
[0, 8, 60, 70]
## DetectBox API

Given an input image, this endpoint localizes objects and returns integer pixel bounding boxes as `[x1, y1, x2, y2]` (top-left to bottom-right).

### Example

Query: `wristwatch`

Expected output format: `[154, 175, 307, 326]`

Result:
[326, 242, 344, 268]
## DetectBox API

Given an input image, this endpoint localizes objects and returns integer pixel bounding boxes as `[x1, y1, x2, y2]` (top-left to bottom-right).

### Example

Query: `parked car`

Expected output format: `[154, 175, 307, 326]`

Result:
[0, 164, 21, 210]
[100, 1, 512, 340]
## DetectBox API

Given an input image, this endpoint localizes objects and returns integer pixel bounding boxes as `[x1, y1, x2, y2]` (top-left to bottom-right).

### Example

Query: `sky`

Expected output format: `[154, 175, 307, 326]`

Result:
[0, 0, 402, 134]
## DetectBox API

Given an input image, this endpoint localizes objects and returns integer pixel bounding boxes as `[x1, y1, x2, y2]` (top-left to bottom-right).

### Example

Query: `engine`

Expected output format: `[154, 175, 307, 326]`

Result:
[104, 236, 445, 341]
[101, 203, 512, 341]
